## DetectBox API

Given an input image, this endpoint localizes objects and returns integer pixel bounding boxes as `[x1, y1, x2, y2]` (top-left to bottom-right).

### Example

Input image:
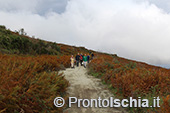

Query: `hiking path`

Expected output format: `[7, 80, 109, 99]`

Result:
[60, 66, 126, 113]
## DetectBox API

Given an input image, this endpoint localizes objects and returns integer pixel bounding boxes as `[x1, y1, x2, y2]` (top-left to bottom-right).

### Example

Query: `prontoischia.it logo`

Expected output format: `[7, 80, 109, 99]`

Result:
[54, 97, 160, 108]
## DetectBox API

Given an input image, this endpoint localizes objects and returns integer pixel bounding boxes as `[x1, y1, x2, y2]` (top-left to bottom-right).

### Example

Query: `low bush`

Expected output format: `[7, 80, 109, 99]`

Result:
[0, 54, 70, 113]
[88, 53, 170, 112]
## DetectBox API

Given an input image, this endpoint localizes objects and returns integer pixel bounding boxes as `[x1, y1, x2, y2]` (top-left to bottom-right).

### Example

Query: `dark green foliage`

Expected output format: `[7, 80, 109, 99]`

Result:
[0, 25, 6, 29]
[51, 42, 61, 52]
[0, 25, 61, 55]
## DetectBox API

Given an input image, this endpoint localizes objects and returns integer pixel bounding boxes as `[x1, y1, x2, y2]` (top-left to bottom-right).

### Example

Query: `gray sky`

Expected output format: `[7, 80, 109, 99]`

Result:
[0, 0, 170, 68]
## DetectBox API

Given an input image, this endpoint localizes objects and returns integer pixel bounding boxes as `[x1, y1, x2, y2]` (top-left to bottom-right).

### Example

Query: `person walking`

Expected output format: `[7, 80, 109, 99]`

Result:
[70, 55, 75, 68]
[83, 54, 88, 68]
[87, 54, 90, 63]
[80, 53, 83, 66]
[91, 53, 94, 60]
[75, 53, 80, 67]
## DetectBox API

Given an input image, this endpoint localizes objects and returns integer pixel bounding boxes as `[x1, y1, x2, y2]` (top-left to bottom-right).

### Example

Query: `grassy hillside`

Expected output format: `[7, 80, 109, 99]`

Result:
[0, 25, 170, 112]
[0, 54, 70, 113]
[0, 25, 59, 55]
[88, 53, 170, 112]
[0, 25, 91, 55]
[0, 25, 92, 113]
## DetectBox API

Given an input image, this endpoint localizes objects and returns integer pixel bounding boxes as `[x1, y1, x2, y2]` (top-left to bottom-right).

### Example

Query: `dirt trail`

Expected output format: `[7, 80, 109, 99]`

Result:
[61, 66, 126, 113]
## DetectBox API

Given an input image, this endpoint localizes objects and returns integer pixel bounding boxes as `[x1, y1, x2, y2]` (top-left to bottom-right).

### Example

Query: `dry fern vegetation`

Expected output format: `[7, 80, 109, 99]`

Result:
[88, 53, 170, 112]
[0, 25, 91, 113]
[0, 25, 170, 113]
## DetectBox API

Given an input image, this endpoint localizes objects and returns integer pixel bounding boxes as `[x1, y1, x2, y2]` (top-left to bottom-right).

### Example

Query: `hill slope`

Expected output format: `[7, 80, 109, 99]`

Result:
[0, 25, 170, 112]
[0, 25, 92, 55]
[0, 25, 93, 113]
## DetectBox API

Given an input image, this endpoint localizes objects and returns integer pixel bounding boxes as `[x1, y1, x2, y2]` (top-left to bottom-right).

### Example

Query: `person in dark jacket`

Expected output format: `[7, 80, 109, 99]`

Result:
[87, 54, 90, 63]
[91, 53, 94, 60]
[80, 53, 83, 66]
[75, 53, 80, 67]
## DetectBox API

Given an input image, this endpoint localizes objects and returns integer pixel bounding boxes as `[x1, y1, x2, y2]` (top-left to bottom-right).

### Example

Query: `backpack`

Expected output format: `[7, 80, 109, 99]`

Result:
[80, 55, 83, 60]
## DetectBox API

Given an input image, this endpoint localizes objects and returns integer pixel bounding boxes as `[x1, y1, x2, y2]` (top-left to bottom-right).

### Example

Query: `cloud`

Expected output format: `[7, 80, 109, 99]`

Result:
[0, 0, 39, 13]
[0, 0, 170, 68]
[0, 0, 68, 14]
[36, 0, 69, 15]
[134, 0, 170, 13]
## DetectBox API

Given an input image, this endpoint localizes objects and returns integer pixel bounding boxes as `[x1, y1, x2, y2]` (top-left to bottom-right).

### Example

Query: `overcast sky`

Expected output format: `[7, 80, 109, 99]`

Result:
[0, 0, 170, 68]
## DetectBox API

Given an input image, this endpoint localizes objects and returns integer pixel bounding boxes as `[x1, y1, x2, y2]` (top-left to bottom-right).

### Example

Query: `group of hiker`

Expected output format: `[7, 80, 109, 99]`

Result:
[70, 52, 94, 68]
